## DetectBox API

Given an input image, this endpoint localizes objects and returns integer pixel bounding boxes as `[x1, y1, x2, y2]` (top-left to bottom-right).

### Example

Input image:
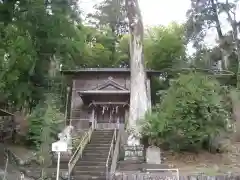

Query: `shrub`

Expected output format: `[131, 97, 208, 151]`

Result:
[141, 73, 230, 152]
[27, 93, 64, 149]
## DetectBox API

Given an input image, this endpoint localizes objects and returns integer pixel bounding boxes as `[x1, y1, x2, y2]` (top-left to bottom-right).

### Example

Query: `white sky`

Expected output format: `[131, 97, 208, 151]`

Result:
[79, 0, 240, 51]
[139, 0, 191, 26]
[79, 0, 191, 26]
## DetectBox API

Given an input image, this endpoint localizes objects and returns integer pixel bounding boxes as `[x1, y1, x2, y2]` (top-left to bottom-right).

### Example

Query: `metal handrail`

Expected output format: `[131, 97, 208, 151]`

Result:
[68, 126, 93, 178]
[105, 128, 117, 180]
[110, 127, 122, 179]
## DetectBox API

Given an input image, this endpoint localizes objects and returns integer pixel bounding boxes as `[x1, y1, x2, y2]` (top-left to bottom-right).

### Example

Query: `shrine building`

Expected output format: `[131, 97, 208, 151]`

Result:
[61, 68, 160, 131]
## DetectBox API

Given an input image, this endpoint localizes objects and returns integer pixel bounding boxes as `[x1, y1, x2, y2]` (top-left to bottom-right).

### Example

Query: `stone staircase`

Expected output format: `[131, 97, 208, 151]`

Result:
[71, 129, 115, 180]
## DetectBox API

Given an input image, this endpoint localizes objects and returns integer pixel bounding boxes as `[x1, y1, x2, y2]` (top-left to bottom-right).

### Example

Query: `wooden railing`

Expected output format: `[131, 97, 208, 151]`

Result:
[106, 128, 117, 180]
[68, 126, 93, 178]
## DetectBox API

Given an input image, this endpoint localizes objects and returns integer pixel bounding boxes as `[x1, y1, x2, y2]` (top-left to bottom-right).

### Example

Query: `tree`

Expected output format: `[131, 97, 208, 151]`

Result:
[0, 0, 86, 111]
[27, 94, 64, 149]
[117, 34, 130, 67]
[117, 23, 187, 104]
[218, 0, 240, 88]
[125, 0, 149, 140]
[144, 23, 187, 70]
[88, 0, 128, 62]
[144, 23, 187, 104]
[142, 73, 229, 152]
[186, 0, 230, 70]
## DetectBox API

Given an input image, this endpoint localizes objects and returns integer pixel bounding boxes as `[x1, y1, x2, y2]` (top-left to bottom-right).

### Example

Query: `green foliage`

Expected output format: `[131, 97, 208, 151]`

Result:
[144, 22, 187, 70]
[141, 73, 229, 152]
[27, 94, 64, 149]
[87, 0, 128, 64]
[0, 0, 85, 109]
[0, 0, 188, 110]
[88, 0, 128, 37]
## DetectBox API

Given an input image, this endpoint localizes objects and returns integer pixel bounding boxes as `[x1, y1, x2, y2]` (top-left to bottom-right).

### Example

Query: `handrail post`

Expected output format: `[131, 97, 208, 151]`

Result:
[68, 164, 70, 180]
[65, 87, 70, 127]
[88, 128, 91, 142]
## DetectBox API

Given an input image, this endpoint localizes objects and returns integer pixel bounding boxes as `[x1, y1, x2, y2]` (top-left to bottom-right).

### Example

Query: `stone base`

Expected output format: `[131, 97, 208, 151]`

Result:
[124, 145, 144, 162]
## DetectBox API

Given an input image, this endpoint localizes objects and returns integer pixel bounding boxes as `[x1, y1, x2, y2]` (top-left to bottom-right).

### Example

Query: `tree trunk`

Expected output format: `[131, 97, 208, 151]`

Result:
[110, 26, 117, 63]
[222, 3, 240, 88]
[210, 0, 229, 70]
[125, 0, 149, 139]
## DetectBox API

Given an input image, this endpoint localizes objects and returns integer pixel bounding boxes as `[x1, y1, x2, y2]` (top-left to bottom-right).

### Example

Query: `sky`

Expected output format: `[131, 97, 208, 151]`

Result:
[79, 0, 191, 26]
[79, 0, 240, 50]
[139, 0, 191, 26]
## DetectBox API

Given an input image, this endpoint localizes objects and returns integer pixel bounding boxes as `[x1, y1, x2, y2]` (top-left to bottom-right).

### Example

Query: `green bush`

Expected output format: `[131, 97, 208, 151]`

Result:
[27, 94, 64, 149]
[141, 73, 229, 152]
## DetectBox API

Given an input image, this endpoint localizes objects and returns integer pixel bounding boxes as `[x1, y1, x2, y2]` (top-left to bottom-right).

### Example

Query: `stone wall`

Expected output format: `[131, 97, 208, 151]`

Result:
[113, 172, 240, 180]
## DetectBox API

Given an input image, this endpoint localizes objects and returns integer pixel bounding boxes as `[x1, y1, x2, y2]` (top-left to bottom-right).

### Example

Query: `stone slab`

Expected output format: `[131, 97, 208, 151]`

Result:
[124, 145, 144, 161]
[146, 145, 161, 164]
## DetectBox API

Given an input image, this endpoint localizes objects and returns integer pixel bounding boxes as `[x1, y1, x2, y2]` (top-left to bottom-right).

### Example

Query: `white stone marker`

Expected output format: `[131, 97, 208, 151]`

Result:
[146, 145, 161, 164]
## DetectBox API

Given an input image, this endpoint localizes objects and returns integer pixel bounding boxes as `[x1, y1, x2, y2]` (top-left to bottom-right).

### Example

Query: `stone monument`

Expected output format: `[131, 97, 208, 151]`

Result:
[58, 125, 74, 155]
[146, 145, 161, 164]
[124, 134, 144, 161]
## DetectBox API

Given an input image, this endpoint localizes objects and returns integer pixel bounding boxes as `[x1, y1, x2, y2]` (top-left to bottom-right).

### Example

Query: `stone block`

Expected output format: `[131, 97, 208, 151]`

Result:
[146, 145, 161, 164]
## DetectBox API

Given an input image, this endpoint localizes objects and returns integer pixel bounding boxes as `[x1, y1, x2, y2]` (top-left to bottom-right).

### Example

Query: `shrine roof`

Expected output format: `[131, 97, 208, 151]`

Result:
[61, 68, 162, 75]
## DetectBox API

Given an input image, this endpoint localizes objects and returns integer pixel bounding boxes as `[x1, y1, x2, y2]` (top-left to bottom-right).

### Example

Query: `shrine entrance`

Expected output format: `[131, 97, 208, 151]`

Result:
[89, 101, 128, 130]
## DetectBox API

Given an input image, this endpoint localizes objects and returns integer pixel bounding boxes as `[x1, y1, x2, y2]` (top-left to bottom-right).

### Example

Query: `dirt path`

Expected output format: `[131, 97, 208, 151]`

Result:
[162, 142, 240, 175]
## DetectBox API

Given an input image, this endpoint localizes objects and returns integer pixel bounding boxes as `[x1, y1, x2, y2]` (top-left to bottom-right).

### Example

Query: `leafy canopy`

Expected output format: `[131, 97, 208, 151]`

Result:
[144, 22, 187, 70]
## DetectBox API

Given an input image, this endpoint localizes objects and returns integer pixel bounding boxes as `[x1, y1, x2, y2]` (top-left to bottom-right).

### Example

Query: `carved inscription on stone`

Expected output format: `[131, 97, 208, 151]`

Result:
[124, 145, 144, 160]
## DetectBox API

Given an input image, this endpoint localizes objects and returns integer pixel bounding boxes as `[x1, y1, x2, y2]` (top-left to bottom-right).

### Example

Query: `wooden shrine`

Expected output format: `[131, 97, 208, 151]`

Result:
[61, 68, 160, 131]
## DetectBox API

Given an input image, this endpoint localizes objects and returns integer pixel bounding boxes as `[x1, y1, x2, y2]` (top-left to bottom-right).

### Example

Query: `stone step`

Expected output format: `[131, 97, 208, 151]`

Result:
[89, 142, 112, 145]
[91, 136, 113, 139]
[70, 130, 113, 180]
[74, 165, 106, 171]
[92, 132, 113, 134]
[84, 146, 110, 150]
[90, 137, 113, 141]
[86, 143, 111, 147]
[89, 142, 112, 146]
[92, 134, 113, 136]
[71, 174, 106, 180]
[84, 148, 110, 153]
[94, 130, 114, 132]
[83, 151, 110, 156]
[80, 156, 110, 162]
[90, 139, 112, 143]
[76, 160, 106, 166]
[91, 132, 114, 136]
[92, 133, 114, 136]
[73, 170, 106, 176]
